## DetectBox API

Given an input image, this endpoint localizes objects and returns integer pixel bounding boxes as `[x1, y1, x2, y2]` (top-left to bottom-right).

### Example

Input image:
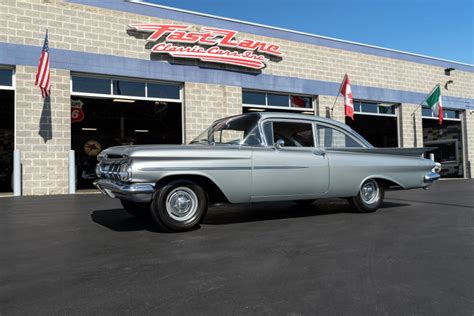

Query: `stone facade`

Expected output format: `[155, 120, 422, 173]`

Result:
[14, 66, 70, 195]
[399, 104, 424, 148]
[184, 83, 242, 143]
[463, 111, 474, 178]
[0, 0, 473, 195]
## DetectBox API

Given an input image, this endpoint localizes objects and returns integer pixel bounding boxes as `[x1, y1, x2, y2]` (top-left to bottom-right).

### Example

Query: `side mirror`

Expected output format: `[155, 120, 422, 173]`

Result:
[275, 139, 285, 150]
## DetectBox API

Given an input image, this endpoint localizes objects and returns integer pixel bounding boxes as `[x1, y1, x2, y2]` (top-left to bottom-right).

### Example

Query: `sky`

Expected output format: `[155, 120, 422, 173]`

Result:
[146, 0, 474, 64]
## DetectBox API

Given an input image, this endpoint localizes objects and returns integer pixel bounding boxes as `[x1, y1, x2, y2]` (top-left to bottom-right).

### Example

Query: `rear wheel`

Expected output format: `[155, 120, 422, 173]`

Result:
[350, 179, 385, 213]
[120, 200, 150, 218]
[150, 180, 208, 232]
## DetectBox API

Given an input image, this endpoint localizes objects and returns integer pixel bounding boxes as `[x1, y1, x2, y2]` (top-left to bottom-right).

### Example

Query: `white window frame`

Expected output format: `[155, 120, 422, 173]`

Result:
[421, 106, 461, 121]
[353, 100, 397, 117]
[0, 66, 15, 91]
[70, 73, 183, 103]
[242, 89, 315, 112]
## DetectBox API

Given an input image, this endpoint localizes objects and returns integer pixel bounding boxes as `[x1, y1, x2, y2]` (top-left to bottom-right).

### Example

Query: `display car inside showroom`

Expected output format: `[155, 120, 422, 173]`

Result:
[0, 0, 473, 196]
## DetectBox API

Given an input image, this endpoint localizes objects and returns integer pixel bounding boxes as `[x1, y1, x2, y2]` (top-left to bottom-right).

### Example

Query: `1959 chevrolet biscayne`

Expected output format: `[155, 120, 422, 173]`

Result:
[94, 112, 441, 231]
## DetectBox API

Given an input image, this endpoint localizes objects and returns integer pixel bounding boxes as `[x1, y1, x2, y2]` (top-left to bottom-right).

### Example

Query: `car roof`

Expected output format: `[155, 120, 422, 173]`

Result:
[214, 112, 373, 147]
[246, 111, 352, 130]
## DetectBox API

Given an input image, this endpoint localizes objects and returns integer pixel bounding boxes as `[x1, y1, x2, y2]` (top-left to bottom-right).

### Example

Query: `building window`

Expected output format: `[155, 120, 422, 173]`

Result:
[353, 100, 396, 116]
[242, 90, 313, 111]
[71, 74, 182, 102]
[0, 68, 14, 90]
[422, 106, 460, 121]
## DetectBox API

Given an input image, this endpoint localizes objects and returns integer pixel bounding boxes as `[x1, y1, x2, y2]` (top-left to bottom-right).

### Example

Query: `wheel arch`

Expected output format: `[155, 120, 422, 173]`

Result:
[359, 175, 405, 190]
[155, 174, 230, 204]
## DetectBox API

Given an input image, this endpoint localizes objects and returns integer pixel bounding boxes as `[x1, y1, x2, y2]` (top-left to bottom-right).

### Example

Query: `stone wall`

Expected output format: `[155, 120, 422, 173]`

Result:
[184, 83, 242, 143]
[14, 66, 70, 195]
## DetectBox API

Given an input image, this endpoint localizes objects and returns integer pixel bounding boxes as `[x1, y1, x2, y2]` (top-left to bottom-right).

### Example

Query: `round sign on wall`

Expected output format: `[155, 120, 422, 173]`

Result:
[84, 140, 101, 156]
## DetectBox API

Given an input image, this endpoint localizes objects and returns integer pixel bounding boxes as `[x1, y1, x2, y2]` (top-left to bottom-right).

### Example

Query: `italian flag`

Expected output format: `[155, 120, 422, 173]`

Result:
[425, 84, 444, 125]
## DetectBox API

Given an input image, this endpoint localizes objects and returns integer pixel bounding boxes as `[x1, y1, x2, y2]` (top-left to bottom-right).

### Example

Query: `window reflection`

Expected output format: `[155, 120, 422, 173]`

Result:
[0, 69, 12, 87]
[113, 80, 145, 97]
[148, 83, 180, 99]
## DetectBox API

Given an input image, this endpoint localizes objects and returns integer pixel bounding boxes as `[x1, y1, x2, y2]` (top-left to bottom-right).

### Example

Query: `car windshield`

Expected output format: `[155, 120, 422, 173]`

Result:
[190, 114, 263, 146]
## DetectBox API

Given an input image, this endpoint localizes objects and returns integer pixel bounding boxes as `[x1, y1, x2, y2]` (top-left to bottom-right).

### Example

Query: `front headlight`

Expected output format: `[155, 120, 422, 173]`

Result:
[433, 162, 442, 173]
[119, 164, 132, 182]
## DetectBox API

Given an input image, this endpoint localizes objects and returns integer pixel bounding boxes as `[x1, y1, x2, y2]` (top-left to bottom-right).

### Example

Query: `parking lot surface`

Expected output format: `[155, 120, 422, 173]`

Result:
[1, 180, 473, 315]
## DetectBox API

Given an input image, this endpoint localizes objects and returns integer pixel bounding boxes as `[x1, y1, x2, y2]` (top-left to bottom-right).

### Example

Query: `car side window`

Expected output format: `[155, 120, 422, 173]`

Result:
[316, 125, 364, 148]
[271, 121, 315, 147]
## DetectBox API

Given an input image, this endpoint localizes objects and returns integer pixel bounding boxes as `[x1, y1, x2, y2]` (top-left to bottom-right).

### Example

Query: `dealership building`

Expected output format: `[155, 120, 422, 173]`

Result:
[0, 0, 473, 196]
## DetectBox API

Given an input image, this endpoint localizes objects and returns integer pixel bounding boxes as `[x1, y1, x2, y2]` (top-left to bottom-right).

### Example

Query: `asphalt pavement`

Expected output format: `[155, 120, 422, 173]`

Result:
[1, 180, 473, 315]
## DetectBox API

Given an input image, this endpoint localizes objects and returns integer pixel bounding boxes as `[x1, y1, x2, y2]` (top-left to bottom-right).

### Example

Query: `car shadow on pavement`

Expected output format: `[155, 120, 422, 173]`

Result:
[91, 209, 160, 232]
[202, 199, 409, 225]
[91, 200, 410, 232]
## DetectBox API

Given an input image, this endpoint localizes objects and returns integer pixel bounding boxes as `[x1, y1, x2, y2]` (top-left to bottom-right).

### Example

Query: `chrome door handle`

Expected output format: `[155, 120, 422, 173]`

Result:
[313, 148, 326, 156]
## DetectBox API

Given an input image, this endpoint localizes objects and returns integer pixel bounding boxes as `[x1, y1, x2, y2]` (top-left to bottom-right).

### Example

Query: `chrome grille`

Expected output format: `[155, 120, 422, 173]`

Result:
[99, 162, 123, 181]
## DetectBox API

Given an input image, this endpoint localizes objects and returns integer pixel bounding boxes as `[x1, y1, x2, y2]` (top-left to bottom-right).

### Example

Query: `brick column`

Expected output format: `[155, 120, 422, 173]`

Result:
[183, 83, 242, 143]
[317, 95, 345, 123]
[15, 66, 71, 195]
[463, 110, 474, 178]
[399, 103, 423, 148]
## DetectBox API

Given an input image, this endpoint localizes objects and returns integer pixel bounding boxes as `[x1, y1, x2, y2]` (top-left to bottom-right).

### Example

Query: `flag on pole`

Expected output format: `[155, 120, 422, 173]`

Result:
[340, 74, 354, 120]
[424, 84, 443, 124]
[35, 30, 51, 98]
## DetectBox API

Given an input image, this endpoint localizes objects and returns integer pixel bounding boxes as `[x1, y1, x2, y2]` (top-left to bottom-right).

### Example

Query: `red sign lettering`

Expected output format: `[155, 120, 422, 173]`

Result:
[129, 24, 283, 70]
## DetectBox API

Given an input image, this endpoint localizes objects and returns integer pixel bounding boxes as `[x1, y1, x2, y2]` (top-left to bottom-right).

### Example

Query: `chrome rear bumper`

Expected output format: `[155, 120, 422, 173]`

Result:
[424, 172, 441, 183]
[93, 179, 154, 203]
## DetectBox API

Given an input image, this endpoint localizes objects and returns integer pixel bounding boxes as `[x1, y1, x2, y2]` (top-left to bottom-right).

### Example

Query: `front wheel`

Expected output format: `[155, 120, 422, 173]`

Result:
[349, 179, 385, 213]
[150, 180, 208, 232]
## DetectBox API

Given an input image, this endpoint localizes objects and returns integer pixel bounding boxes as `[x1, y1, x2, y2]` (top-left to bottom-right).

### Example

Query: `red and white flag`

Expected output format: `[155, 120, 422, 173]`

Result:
[340, 74, 354, 120]
[35, 30, 51, 98]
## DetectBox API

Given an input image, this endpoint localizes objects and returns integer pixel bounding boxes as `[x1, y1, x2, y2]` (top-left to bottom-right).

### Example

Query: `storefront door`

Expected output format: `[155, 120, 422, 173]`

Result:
[0, 68, 14, 193]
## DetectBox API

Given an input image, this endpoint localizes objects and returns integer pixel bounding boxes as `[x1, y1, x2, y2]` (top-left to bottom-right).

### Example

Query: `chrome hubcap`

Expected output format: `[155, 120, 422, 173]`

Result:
[166, 187, 198, 221]
[360, 180, 379, 204]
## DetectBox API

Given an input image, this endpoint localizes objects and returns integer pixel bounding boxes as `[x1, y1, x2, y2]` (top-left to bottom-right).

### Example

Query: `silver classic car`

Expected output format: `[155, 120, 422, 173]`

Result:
[94, 112, 441, 231]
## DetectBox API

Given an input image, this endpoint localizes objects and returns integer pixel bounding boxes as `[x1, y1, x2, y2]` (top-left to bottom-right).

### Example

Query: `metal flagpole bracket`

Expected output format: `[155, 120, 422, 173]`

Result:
[13, 149, 21, 196]
[69, 150, 76, 194]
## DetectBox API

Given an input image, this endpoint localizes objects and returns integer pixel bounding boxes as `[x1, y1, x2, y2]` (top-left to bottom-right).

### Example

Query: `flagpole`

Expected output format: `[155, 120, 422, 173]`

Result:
[328, 74, 346, 117]
[411, 83, 440, 116]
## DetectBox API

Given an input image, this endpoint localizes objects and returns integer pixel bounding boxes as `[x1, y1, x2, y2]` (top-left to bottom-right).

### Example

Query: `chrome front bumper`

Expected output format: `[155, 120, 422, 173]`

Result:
[93, 179, 155, 203]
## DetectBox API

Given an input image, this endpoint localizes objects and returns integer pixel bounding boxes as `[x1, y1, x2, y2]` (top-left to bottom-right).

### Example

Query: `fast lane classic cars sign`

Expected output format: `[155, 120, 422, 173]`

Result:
[129, 24, 283, 70]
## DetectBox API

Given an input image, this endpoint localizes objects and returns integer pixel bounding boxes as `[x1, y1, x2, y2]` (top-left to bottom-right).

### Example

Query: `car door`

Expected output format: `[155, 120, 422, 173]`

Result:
[251, 119, 329, 202]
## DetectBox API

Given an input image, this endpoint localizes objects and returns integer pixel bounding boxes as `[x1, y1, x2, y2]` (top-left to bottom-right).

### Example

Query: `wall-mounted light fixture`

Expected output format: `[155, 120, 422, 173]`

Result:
[445, 80, 454, 90]
[444, 68, 455, 76]
[113, 98, 135, 103]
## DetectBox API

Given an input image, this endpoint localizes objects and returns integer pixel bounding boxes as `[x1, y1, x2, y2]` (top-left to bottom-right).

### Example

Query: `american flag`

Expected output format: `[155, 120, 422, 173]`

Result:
[35, 30, 51, 98]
